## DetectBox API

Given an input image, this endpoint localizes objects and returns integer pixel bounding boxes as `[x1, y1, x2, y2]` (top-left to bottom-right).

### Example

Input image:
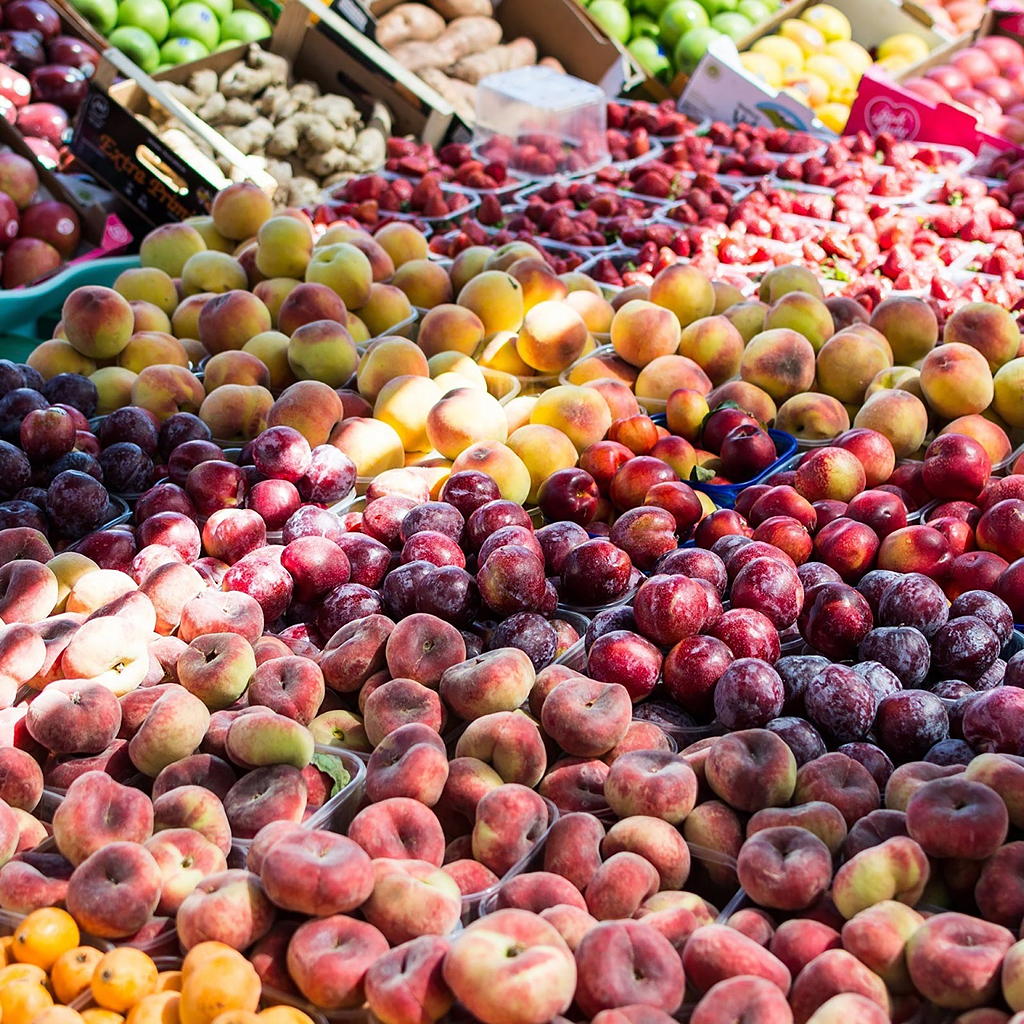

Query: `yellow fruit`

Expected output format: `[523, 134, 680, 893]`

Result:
[783, 72, 830, 107]
[779, 18, 826, 57]
[0, 964, 48, 988]
[52, 948, 105, 1005]
[826, 40, 873, 76]
[814, 102, 852, 133]
[805, 55, 856, 103]
[750, 36, 804, 78]
[877, 33, 930, 64]
[82, 1010, 125, 1024]
[739, 52, 783, 88]
[0, 981, 52, 1024]
[12, 909, 80, 970]
[801, 4, 851, 41]
[91, 950, 159, 1014]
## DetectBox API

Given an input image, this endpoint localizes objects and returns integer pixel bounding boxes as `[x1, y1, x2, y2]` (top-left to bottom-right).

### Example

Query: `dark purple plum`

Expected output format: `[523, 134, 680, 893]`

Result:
[857, 569, 900, 615]
[441, 470, 500, 519]
[925, 738, 975, 765]
[416, 565, 478, 625]
[158, 413, 212, 459]
[535, 521, 588, 576]
[949, 590, 1014, 645]
[97, 406, 159, 455]
[932, 616, 999, 682]
[713, 657, 784, 730]
[45, 469, 107, 538]
[41, 372, 96, 416]
[804, 664, 876, 743]
[488, 612, 557, 670]
[858, 626, 930, 688]
[774, 655, 831, 708]
[874, 690, 949, 762]
[381, 559, 433, 620]
[878, 573, 948, 637]
[98, 442, 153, 494]
[399, 501, 465, 545]
[766, 716, 827, 765]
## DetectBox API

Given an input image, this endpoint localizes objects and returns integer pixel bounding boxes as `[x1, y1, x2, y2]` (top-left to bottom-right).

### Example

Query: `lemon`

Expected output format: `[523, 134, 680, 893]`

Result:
[779, 18, 826, 57]
[801, 4, 851, 42]
[826, 39, 873, 76]
[877, 32, 930, 64]
[814, 101, 851, 133]
[806, 54, 856, 103]
[750, 34, 804, 77]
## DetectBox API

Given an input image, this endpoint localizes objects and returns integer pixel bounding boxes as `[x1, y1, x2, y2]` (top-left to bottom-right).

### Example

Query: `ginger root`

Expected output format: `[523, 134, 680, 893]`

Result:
[450, 37, 537, 84]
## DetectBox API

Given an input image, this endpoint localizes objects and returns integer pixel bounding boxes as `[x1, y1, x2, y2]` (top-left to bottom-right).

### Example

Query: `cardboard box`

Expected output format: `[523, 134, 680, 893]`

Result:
[0, 116, 131, 284]
[846, 1, 1024, 154]
[366, 0, 643, 111]
[69, 0, 458, 230]
[679, 0, 947, 127]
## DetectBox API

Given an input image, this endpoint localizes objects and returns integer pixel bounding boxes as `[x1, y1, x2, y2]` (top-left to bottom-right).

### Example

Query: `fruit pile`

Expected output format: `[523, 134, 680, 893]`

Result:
[8, 111, 1024, 1024]
[65, 0, 270, 71]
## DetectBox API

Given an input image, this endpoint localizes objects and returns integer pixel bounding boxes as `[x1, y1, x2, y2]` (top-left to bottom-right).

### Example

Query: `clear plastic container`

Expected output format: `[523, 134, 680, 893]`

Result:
[473, 67, 609, 179]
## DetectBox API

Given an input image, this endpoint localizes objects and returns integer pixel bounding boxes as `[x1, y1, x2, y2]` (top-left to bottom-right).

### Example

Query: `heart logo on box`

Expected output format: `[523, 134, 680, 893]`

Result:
[863, 97, 921, 139]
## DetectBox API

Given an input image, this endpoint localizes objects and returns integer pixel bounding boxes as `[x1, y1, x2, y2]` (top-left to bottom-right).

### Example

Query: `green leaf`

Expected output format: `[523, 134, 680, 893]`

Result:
[311, 752, 351, 798]
[689, 465, 716, 483]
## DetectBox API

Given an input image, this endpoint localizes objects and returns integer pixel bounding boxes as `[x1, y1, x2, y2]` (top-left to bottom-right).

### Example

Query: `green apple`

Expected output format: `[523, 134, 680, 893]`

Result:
[631, 13, 658, 35]
[698, 0, 738, 13]
[68, 0, 118, 34]
[203, 0, 232, 18]
[117, 0, 169, 42]
[109, 24, 160, 69]
[168, 2, 219, 49]
[659, 0, 709, 49]
[159, 34, 209, 62]
[737, 0, 769, 21]
[588, 0, 631, 42]
[218, 9, 271, 42]
[628, 36, 671, 77]
[634, 0, 674, 15]
[711, 10, 751, 39]
[674, 24, 721, 72]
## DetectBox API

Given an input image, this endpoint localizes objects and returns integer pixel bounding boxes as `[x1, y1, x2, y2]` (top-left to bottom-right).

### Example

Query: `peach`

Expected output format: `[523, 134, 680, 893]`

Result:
[25, 678, 121, 756]
[62, 286, 134, 360]
[748, 802, 847, 855]
[765, 290, 835, 351]
[737, 826, 833, 910]
[390, 259, 451, 310]
[965, 754, 1024, 828]
[0, 748, 42, 813]
[868, 296, 938, 364]
[741, 329, 816, 402]
[816, 331, 892, 405]
[945, 301, 1020, 372]
[259, 827, 372, 917]
[677, 315, 744, 385]
[179, 591, 264, 645]
[906, 776, 1008, 860]
[202, 351, 270, 393]
[507, 424, 578, 504]
[366, 722, 448, 805]
[515, 301, 588, 374]
[853, 389, 929, 458]
[131, 365, 205, 421]
[152, 754, 236, 802]
[153, 785, 232, 854]
[285, 915, 389, 1010]
[795, 447, 866, 502]
[920, 342, 994, 419]
[705, 729, 797, 813]
[604, 750, 697, 823]
[65, 841, 162, 938]
[789, 949, 889, 1023]
[649, 263, 714, 327]
[681, 800, 744, 887]
[726, 300, 769, 342]
[242, 331, 293, 391]
[375, 221, 429, 267]
[542, 811, 605, 892]
[707, 380, 777, 425]
[417, 304, 486, 360]
[362, 858, 462, 945]
[495, 871, 587, 914]
[225, 711, 314, 770]
[682, 924, 791, 995]
[831, 835, 929, 919]
[182, 251, 248, 295]
[424, 387, 507, 460]
[907, 913, 1014, 1011]
[450, 441, 531, 503]
[0, 560, 57, 623]
[363, 936, 453, 1024]
[222, 765, 307, 840]
[456, 271, 525, 336]
[770, 919, 841, 978]
[994, 358, 1024, 428]
[349, 797, 445, 865]
[472, 783, 549, 876]
[60, 615, 149, 695]
[357, 337, 428, 400]
[584, 850, 659, 920]
[115, 265, 179, 314]
[455, 711, 546, 788]
[139, 562, 206, 635]
[537, 905, 596, 952]
[566, 351, 637, 388]
[145, 828, 227, 915]
[176, 868, 275, 951]
[131, 301, 173, 333]
[197, 291, 272, 356]
[690, 976, 794, 1024]
[440, 648, 535, 722]
[635, 354, 712, 405]
[442, 909, 576, 1024]
[574, 920, 684, 1018]
[441, 857, 499, 896]
[26, 339, 97, 379]
[210, 181, 272, 240]
[529, 385, 612, 453]
[541, 677, 631, 759]
[841, 900, 923, 993]
[1004, 939, 1024, 1011]
[507, 257, 568, 309]
[565, 289, 613, 333]
[374, 375, 442, 453]
[610, 300, 681, 368]
[328, 417, 405, 477]
[267, 381, 344, 447]
[117, 333, 189, 374]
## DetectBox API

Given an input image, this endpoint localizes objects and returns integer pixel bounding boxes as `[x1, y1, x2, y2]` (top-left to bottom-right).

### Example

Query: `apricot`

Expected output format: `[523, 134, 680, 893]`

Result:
[530, 385, 612, 452]
[457, 271, 525, 335]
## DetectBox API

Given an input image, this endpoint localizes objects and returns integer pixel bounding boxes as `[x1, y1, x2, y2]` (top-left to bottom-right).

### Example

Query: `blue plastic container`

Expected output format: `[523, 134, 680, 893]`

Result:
[0, 255, 139, 348]
[689, 428, 799, 508]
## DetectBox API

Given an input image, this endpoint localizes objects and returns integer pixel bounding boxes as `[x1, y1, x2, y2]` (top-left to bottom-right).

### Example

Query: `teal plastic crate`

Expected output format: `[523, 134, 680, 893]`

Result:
[0, 255, 140, 356]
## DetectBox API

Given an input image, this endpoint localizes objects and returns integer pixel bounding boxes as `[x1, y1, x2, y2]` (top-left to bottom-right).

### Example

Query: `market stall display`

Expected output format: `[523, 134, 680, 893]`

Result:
[0, 0, 1021, 1022]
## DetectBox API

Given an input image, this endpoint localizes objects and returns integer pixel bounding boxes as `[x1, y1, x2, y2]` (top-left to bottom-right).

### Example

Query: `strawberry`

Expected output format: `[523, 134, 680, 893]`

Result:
[477, 194, 503, 227]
